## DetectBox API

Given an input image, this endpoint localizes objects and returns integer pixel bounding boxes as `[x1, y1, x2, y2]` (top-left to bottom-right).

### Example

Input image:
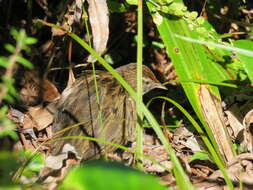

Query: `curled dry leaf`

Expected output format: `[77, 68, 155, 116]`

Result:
[143, 145, 172, 173]
[39, 143, 81, 187]
[45, 143, 81, 170]
[173, 127, 201, 152]
[8, 105, 54, 131]
[87, 0, 109, 62]
[224, 97, 253, 152]
[209, 153, 253, 186]
[8, 105, 54, 151]
[224, 104, 244, 141]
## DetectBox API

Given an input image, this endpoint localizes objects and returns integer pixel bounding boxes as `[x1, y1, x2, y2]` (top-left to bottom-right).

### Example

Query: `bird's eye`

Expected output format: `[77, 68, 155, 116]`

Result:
[143, 79, 150, 86]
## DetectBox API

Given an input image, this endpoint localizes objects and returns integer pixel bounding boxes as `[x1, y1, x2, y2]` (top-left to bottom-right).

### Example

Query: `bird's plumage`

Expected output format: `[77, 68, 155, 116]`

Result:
[50, 63, 165, 160]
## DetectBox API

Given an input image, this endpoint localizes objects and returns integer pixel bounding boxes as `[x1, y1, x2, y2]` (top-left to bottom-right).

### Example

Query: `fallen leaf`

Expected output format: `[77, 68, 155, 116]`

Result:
[199, 85, 235, 162]
[87, 0, 109, 62]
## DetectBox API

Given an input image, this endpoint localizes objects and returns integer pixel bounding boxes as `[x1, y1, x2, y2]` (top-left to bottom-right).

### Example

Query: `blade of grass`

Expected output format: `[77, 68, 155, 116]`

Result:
[150, 96, 231, 184]
[136, 0, 144, 169]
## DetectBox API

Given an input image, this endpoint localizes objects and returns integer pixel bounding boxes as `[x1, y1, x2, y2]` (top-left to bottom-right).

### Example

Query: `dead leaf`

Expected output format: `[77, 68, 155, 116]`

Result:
[173, 127, 201, 152]
[209, 153, 253, 186]
[39, 143, 81, 188]
[66, 67, 76, 89]
[28, 105, 54, 131]
[199, 85, 235, 162]
[87, 0, 109, 62]
[51, 26, 68, 36]
[243, 110, 253, 152]
[224, 104, 244, 141]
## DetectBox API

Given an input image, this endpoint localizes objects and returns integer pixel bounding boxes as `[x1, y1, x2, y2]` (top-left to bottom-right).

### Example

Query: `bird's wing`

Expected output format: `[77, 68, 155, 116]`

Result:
[51, 72, 136, 159]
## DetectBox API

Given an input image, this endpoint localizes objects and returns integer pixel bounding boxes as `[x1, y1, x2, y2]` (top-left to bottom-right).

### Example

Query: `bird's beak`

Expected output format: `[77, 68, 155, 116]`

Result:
[156, 83, 167, 90]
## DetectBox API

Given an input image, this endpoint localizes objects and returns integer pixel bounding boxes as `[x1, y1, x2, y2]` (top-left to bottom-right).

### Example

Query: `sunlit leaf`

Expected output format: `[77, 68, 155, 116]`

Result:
[233, 40, 253, 84]
[60, 161, 165, 190]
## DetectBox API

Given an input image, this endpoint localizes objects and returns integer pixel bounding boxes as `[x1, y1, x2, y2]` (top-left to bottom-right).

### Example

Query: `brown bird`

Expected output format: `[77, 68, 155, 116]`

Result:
[47, 63, 166, 165]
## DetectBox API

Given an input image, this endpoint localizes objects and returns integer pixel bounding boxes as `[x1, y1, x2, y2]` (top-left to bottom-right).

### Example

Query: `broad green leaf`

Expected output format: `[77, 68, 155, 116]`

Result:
[0, 151, 20, 187]
[147, 1, 234, 189]
[233, 40, 253, 84]
[60, 161, 165, 190]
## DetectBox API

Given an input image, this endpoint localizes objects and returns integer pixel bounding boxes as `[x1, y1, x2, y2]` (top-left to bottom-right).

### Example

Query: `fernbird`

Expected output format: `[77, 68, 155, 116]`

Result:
[49, 63, 166, 162]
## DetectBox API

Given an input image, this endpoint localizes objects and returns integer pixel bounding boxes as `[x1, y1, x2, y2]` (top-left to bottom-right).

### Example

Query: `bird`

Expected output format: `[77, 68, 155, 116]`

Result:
[46, 63, 166, 166]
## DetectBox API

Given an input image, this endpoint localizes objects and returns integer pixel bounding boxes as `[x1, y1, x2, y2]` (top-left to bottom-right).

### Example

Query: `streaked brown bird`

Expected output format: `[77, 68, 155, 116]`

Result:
[49, 63, 165, 162]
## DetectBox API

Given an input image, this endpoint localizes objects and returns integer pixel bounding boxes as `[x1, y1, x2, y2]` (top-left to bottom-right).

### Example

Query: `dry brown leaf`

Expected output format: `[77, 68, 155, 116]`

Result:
[66, 67, 76, 89]
[39, 143, 81, 189]
[87, 0, 109, 62]
[173, 127, 201, 152]
[51, 26, 68, 36]
[209, 153, 253, 186]
[243, 110, 253, 152]
[143, 145, 172, 173]
[224, 97, 253, 152]
[199, 85, 235, 162]
[28, 105, 54, 131]
[225, 104, 244, 141]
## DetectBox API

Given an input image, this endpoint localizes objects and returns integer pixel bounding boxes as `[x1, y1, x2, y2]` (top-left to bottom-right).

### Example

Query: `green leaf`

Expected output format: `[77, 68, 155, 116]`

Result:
[147, 1, 234, 189]
[233, 40, 253, 84]
[4, 44, 15, 53]
[16, 55, 33, 69]
[151, 41, 165, 49]
[60, 161, 165, 190]
[189, 11, 198, 19]
[0, 106, 17, 140]
[0, 56, 8, 68]
[10, 29, 19, 40]
[22, 151, 44, 178]
[3, 93, 15, 103]
[0, 151, 20, 187]
[4, 77, 17, 97]
[126, 0, 137, 5]
[108, 1, 126, 13]
[24, 37, 37, 45]
[189, 152, 210, 162]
